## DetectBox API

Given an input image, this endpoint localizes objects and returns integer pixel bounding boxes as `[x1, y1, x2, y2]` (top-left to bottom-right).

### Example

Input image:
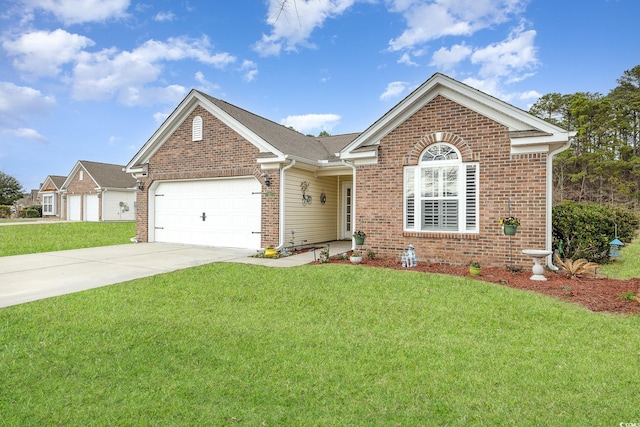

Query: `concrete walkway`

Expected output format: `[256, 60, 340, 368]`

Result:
[0, 241, 352, 308]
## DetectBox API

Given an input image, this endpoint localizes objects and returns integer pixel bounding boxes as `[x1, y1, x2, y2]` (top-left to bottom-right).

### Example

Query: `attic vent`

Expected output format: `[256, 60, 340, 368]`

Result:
[192, 116, 203, 141]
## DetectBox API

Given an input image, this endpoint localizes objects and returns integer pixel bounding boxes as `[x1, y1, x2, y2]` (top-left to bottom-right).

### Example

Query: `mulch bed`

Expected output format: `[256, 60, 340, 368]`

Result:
[319, 256, 640, 315]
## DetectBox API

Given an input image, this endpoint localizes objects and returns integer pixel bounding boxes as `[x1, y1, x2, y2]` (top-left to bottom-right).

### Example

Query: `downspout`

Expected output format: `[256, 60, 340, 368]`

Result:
[546, 134, 574, 270]
[276, 159, 296, 250]
[342, 160, 357, 251]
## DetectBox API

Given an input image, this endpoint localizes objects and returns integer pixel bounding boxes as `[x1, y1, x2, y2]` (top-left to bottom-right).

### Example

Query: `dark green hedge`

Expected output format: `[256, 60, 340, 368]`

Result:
[552, 202, 639, 263]
[0, 205, 11, 218]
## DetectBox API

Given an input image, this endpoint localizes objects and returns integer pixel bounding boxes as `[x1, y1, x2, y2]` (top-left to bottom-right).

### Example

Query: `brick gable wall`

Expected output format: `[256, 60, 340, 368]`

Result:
[356, 95, 547, 267]
[65, 167, 102, 221]
[135, 105, 279, 246]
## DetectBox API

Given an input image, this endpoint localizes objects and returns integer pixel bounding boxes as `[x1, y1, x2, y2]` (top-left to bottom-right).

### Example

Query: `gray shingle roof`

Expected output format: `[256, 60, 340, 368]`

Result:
[198, 91, 360, 163]
[49, 175, 67, 189]
[79, 161, 136, 189]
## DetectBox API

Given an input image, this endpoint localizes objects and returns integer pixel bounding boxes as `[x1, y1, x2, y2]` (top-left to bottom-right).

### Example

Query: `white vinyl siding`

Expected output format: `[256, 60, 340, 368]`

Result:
[102, 190, 136, 221]
[404, 143, 478, 233]
[284, 168, 338, 245]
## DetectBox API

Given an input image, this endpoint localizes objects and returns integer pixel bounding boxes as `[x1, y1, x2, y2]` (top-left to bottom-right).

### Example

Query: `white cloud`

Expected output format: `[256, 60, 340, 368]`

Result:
[2, 29, 94, 77]
[118, 85, 187, 106]
[22, 0, 130, 25]
[280, 113, 341, 133]
[387, 0, 527, 51]
[2, 127, 47, 142]
[471, 26, 538, 78]
[153, 111, 170, 124]
[0, 82, 56, 120]
[194, 71, 221, 93]
[254, 0, 356, 56]
[380, 81, 408, 101]
[154, 11, 175, 22]
[71, 36, 236, 103]
[430, 43, 472, 70]
[239, 60, 258, 82]
[398, 52, 418, 66]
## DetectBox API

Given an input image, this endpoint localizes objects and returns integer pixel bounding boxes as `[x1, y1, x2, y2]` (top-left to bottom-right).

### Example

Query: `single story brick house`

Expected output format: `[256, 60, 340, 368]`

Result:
[60, 160, 137, 222]
[126, 73, 574, 267]
[39, 175, 67, 218]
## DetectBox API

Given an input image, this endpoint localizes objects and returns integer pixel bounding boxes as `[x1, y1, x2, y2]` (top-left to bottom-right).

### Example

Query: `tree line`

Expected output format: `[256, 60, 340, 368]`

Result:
[530, 65, 640, 210]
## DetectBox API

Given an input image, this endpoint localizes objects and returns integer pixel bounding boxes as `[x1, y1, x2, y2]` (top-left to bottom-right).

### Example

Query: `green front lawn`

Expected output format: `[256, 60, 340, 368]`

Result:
[0, 222, 136, 256]
[1, 263, 639, 426]
[601, 237, 640, 279]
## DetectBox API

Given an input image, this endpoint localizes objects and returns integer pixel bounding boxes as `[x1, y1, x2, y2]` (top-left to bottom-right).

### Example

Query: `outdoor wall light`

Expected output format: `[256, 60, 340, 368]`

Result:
[261, 173, 271, 187]
[137, 180, 145, 191]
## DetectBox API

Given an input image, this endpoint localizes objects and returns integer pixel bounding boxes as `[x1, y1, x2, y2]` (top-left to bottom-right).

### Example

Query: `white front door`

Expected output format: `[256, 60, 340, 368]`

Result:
[153, 178, 262, 249]
[342, 181, 353, 239]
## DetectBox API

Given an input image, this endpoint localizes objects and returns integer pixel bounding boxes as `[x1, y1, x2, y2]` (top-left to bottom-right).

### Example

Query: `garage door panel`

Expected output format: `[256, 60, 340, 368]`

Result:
[154, 178, 261, 249]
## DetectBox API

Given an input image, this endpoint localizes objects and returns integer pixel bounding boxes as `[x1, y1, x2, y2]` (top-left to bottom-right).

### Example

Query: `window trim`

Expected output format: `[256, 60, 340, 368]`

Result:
[42, 193, 55, 215]
[404, 143, 479, 234]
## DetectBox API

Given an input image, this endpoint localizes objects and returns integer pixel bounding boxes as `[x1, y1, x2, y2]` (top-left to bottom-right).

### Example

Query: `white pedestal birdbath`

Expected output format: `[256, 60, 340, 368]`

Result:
[522, 249, 553, 281]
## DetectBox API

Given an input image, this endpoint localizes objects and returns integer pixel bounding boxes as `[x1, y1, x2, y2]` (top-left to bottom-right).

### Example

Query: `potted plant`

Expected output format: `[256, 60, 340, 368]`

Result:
[500, 216, 520, 236]
[353, 230, 367, 245]
[350, 250, 363, 264]
[469, 261, 482, 276]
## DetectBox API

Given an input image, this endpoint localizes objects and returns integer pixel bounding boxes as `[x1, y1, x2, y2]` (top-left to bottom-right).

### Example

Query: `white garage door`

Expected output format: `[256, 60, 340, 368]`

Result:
[154, 178, 262, 249]
[85, 194, 99, 221]
[68, 195, 81, 221]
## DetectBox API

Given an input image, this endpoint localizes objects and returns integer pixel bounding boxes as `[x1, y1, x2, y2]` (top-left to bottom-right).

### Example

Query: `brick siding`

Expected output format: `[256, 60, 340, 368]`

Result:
[65, 168, 102, 221]
[135, 106, 278, 246]
[356, 95, 547, 267]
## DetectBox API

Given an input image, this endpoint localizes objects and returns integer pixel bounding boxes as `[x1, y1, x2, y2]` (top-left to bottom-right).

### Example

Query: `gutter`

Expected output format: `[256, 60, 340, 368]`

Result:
[276, 159, 296, 250]
[341, 160, 357, 251]
[546, 133, 575, 270]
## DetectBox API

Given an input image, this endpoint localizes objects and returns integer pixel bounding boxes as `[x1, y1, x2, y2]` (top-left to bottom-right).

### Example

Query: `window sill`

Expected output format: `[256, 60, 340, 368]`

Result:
[403, 231, 479, 240]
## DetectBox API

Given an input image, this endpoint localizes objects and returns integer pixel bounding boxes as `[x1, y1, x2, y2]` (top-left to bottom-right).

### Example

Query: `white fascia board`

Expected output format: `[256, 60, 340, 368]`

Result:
[60, 161, 84, 190]
[342, 73, 570, 157]
[197, 95, 280, 155]
[339, 149, 378, 161]
[125, 91, 283, 172]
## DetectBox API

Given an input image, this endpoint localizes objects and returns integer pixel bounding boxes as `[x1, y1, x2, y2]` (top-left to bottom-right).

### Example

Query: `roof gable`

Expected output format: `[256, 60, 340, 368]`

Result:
[62, 161, 135, 190]
[126, 90, 358, 173]
[341, 73, 574, 159]
[39, 175, 67, 192]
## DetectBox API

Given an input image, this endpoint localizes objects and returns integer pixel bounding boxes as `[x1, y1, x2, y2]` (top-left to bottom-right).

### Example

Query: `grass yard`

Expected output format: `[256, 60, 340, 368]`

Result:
[1, 263, 639, 426]
[0, 222, 136, 256]
[602, 237, 640, 279]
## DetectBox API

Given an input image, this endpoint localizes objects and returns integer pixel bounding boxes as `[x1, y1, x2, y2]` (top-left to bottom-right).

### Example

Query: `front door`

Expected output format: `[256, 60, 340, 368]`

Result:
[342, 181, 353, 239]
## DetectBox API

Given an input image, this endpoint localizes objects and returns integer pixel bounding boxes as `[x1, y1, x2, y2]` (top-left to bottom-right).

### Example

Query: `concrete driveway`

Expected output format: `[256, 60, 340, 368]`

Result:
[0, 243, 255, 308]
[0, 241, 352, 309]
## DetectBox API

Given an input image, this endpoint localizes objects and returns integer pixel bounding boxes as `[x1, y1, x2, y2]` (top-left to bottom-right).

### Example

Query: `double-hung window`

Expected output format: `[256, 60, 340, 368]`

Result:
[43, 194, 55, 215]
[404, 143, 478, 233]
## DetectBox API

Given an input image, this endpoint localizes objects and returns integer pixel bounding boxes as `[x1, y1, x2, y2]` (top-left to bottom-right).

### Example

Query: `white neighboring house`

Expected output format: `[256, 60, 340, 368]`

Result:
[60, 160, 137, 222]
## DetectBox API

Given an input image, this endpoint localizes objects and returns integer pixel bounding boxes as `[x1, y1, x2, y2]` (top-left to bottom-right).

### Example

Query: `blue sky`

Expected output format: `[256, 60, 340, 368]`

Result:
[1, 0, 638, 192]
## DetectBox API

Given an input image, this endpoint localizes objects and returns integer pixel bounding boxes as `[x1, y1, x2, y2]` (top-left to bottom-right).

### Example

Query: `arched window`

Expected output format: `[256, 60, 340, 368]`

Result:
[192, 116, 203, 141]
[404, 143, 478, 233]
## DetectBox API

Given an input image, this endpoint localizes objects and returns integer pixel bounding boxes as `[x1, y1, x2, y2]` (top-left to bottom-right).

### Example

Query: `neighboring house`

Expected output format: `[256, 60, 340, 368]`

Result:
[39, 175, 66, 218]
[125, 73, 574, 267]
[61, 160, 136, 222]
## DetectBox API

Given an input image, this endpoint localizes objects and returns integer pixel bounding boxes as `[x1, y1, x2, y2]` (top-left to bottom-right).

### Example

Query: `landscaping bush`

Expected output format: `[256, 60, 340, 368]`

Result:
[18, 204, 42, 218]
[0, 205, 11, 218]
[553, 202, 640, 263]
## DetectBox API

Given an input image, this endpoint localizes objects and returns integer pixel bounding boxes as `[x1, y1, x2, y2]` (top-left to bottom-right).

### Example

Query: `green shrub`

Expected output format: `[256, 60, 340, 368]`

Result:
[18, 205, 42, 218]
[0, 205, 11, 218]
[553, 202, 640, 263]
